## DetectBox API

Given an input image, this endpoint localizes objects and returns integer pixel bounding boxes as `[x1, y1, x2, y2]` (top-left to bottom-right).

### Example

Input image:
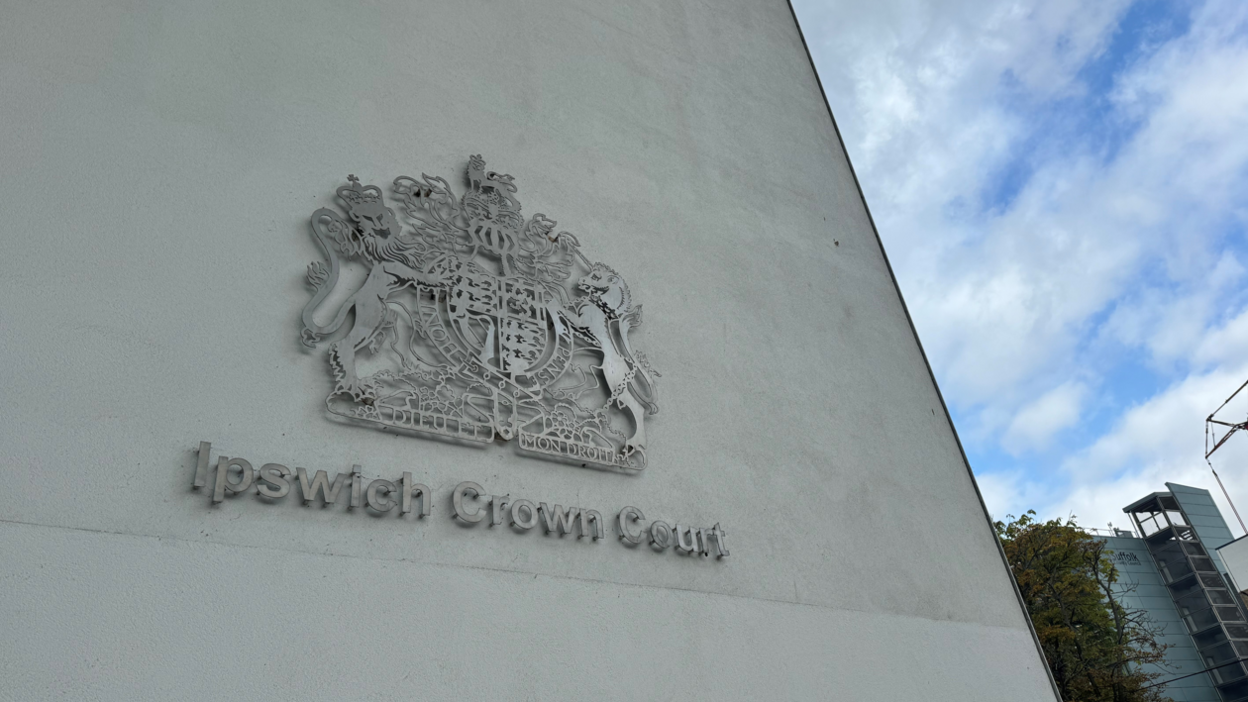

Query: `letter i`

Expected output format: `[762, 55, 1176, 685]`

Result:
[350, 465, 363, 509]
[193, 441, 212, 489]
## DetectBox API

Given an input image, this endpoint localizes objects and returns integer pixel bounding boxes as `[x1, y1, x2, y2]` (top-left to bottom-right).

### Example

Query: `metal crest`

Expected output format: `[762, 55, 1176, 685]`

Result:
[299, 156, 660, 470]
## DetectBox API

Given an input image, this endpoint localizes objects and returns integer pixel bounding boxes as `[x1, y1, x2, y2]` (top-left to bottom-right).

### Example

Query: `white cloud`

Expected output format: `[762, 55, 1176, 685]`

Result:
[974, 308, 1248, 531]
[1195, 306, 1248, 367]
[797, 0, 1140, 417]
[800, 0, 1248, 408]
[975, 469, 1058, 523]
[1056, 357, 1248, 534]
[975, 470, 1025, 523]
[793, 0, 1248, 527]
[1003, 381, 1087, 454]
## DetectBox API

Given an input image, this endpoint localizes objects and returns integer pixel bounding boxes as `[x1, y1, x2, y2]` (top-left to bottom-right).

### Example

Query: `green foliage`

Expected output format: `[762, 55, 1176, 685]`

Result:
[996, 511, 1171, 702]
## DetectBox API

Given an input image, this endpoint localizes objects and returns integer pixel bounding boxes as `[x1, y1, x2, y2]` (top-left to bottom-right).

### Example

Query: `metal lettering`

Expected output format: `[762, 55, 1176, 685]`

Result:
[510, 499, 538, 530]
[538, 503, 579, 537]
[296, 468, 348, 506]
[366, 479, 397, 512]
[616, 506, 646, 545]
[580, 509, 604, 541]
[350, 465, 363, 509]
[697, 527, 712, 557]
[710, 523, 730, 559]
[451, 481, 487, 524]
[490, 495, 511, 527]
[193, 441, 212, 488]
[257, 463, 292, 499]
[400, 472, 430, 517]
[649, 521, 672, 551]
[674, 524, 699, 555]
[213, 457, 254, 503]
[184, 446, 727, 559]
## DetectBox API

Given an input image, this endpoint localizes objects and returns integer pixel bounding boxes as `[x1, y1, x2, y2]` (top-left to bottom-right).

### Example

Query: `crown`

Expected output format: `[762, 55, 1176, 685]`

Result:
[336, 174, 385, 209]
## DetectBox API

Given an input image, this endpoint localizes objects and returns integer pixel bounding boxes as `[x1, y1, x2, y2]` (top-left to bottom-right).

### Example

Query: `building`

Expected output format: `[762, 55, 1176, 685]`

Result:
[1105, 483, 1248, 701]
[0, 1, 1061, 700]
[1221, 536, 1248, 609]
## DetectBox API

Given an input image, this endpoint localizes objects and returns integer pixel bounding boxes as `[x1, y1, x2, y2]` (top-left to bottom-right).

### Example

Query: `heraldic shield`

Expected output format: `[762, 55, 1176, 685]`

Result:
[299, 156, 659, 470]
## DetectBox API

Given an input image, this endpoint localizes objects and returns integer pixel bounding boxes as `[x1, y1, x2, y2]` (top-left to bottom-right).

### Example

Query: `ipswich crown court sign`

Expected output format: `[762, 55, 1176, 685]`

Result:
[191, 155, 730, 558]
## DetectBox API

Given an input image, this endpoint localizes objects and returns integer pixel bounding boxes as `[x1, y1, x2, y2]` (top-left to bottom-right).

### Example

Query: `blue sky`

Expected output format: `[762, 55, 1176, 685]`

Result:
[792, 0, 1248, 531]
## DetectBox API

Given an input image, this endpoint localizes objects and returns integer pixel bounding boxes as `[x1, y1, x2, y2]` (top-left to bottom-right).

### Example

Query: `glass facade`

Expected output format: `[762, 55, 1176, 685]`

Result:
[1126, 489, 1248, 702]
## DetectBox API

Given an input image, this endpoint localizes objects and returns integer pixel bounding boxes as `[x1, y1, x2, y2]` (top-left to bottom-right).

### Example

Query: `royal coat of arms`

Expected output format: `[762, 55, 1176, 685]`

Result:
[299, 156, 659, 470]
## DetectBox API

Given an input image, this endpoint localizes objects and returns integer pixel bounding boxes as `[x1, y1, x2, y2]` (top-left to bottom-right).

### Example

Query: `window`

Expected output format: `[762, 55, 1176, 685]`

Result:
[1193, 556, 1219, 573]
[1218, 606, 1246, 623]
[1210, 589, 1236, 606]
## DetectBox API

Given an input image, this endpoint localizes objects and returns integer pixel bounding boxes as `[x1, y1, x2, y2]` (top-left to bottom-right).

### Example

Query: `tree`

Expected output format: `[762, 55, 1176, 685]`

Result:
[996, 511, 1172, 702]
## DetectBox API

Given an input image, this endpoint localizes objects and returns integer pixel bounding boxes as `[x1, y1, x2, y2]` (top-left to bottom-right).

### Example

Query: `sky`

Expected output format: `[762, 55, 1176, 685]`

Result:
[791, 0, 1248, 535]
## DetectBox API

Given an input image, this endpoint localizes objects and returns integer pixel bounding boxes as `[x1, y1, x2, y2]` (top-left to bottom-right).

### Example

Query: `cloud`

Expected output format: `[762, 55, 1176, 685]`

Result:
[975, 470, 1025, 522]
[1003, 381, 1087, 454]
[797, 0, 1139, 416]
[1057, 356, 1248, 533]
[793, 0, 1248, 530]
[975, 469, 1058, 523]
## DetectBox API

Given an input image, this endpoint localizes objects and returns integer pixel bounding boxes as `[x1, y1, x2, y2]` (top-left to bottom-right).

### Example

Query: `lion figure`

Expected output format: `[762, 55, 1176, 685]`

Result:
[300, 175, 444, 402]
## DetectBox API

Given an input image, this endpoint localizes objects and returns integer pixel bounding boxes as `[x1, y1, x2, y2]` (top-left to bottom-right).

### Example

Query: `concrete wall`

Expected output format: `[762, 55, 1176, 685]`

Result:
[1103, 536, 1222, 701]
[0, 1, 1058, 699]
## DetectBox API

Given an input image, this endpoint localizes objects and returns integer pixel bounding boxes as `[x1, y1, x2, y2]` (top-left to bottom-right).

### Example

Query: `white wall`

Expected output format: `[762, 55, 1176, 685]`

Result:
[0, 0, 1058, 699]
